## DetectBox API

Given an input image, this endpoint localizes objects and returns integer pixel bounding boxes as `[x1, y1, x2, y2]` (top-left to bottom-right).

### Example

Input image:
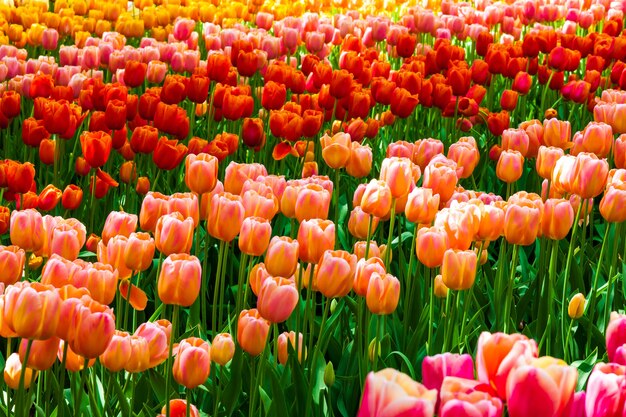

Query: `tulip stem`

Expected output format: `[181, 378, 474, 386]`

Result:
[402, 225, 418, 338]
[236, 253, 249, 314]
[58, 341, 70, 417]
[384, 199, 397, 269]
[560, 203, 583, 355]
[603, 222, 622, 333]
[185, 389, 191, 417]
[364, 215, 373, 260]
[16, 339, 33, 417]
[212, 240, 226, 337]
[165, 305, 179, 417]
[503, 244, 520, 334]
[88, 172, 97, 234]
[74, 358, 90, 417]
[586, 222, 610, 353]
[427, 268, 435, 355]
[333, 169, 341, 246]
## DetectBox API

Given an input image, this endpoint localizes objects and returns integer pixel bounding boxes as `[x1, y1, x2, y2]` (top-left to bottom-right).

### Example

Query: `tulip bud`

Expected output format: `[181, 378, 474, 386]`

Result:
[324, 361, 335, 387]
[568, 293, 585, 319]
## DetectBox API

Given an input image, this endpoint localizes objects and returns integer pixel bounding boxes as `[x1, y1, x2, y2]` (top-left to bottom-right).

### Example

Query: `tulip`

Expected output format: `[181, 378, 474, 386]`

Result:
[416, 226, 449, 268]
[4, 353, 37, 390]
[506, 357, 577, 417]
[158, 254, 201, 307]
[405, 188, 440, 225]
[168, 193, 200, 227]
[19, 336, 59, 371]
[439, 376, 503, 417]
[297, 219, 335, 264]
[152, 137, 188, 170]
[124, 232, 155, 272]
[348, 206, 379, 240]
[154, 212, 194, 256]
[242, 189, 278, 221]
[237, 309, 270, 356]
[134, 320, 170, 368]
[58, 341, 96, 372]
[101, 211, 137, 245]
[80, 131, 112, 169]
[357, 369, 437, 417]
[496, 150, 524, 183]
[366, 272, 400, 315]
[38, 184, 62, 212]
[380, 157, 415, 199]
[72, 262, 118, 306]
[257, 277, 299, 323]
[540, 199, 574, 240]
[346, 141, 373, 178]
[10, 209, 45, 252]
[158, 400, 200, 417]
[360, 180, 393, 219]
[99, 330, 132, 372]
[0, 245, 25, 285]
[173, 337, 211, 389]
[185, 153, 219, 195]
[211, 333, 235, 366]
[61, 184, 83, 211]
[277, 331, 306, 365]
[434, 275, 449, 298]
[475, 204, 504, 242]
[567, 293, 585, 320]
[503, 201, 541, 246]
[422, 353, 474, 393]
[239, 217, 272, 257]
[441, 249, 477, 291]
[320, 132, 352, 169]
[295, 183, 331, 223]
[543, 118, 571, 149]
[3, 282, 62, 340]
[140, 192, 170, 233]
[423, 159, 458, 203]
[98, 236, 132, 280]
[224, 162, 268, 196]
[448, 141, 480, 178]
[50, 222, 83, 261]
[70, 299, 116, 358]
[316, 250, 357, 298]
[570, 153, 609, 199]
[265, 236, 299, 278]
[207, 193, 245, 242]
[476, 332, 538, 399]
[606, 312, 626, 363]
[536, 146, 565, 180]
[585, 363, 626, 417]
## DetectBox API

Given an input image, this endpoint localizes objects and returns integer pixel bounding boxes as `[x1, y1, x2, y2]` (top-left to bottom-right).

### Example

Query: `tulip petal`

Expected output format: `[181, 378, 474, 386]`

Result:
[272, 141, 293, 161]
[119, 280, 148, 311]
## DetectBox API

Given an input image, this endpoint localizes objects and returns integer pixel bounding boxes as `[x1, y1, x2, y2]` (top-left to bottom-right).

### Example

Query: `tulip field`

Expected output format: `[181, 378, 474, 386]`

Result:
[2, 0, 626, 415]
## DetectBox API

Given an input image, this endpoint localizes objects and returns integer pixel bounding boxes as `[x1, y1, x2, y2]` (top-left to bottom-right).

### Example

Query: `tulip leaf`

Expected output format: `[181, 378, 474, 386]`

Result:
[386, 351, 416, 380]
[267, 366, 289, 417]
[110, 372, 131, 417]
[258, 386, 271, 415]
[223, 348, 244, 417]
[570, 348, 598, 391]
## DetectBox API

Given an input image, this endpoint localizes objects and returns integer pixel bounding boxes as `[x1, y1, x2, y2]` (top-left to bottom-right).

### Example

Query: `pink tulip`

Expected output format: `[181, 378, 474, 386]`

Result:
[506, 357, 577, 417]
[422, 353, 474, 393]
[357, 369, 437, 417]
[585, 363, 626, 417]
[606, 312, 626, 363]
[439, 377, 502, 417]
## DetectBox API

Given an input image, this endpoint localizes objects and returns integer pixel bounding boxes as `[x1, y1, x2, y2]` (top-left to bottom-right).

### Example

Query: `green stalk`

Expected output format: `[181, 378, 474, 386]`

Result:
[603, 222, 623, 331]
[503, 244, 520, 334]
[16, 339, 33, 417]
[212, 240, 226, 337]
[402, 225, 418, 337]
[74, 358, 90, 417]
[165, 305, 179, 417]
[586, 222, 610, 352]
[384, 199, 397, 269]
[427, 267, 435, 355]
[560, 203, 583, 353]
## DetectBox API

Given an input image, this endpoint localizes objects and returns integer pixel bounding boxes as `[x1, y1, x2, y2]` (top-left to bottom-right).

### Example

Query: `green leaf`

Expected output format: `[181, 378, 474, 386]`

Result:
[258, 386, 271, 415]
[223, 348, 244, 417]
[266, 366, 290, 417]
[571, 348, 598, 391]
[110, 374, 131, 417]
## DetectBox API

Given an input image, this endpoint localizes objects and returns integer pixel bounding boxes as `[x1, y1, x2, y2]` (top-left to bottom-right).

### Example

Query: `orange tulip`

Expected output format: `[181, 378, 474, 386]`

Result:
[50, 222, 84, 261]
[434, 275, 449, 298]
[348, 206, 379, 240]
[543, 118, 571, 149]
[207, 193, 245, 242]
[185, 153, 219, 195]
[98, 236, 133, 280]
[570, 152, 609, 199]
[124, 232, 155, 272]
[80, 131, 113, 168]
[422, 159, 459, 203]
[69, 298, 116, 358]
[19, 336, 59, 371]
[134, 320, 170, 368]
[0, 245, 25, 285]
[237, 309, 270, 356]
[277, 331, 306, 365]
[10, 209, 45, 252]
[257, 277, 299, 323]
[501, 128, 530, 157]
[38, 184, 62, 212]
[4, 353, 37, 390]
[242, 189, 279, 220]
[58, 341, 96, 372]
[600, 183, 626, 223]
[61, 184, 83, 211]
[441, 249, 478, 291]
[496, 150, 524, 183]
[158, 254, 201, 307]
[99, 331, 132, 372]
[475, 204, 505, 242]
[354, 257, 386, 297]
[405, 188, 440, 225]
[3, 282, 61, 340]
[173, 337, 211, 389]
[503, 201, 542, 246]
[316, 250, 357, 298]
[366, 272, 400, 315]
[416, 226, 450, 268]
[154, 212, 194, 255]
[360, 180, 393, 218]
[72, 262, 118, 306]
[540, 199, 575, 240]
[158, 400, 200, 417]
[297, 219, 335, 264]
[265, 236, 299, 278]
[476, 332, 538, 399]
[239, 216, 272, 257]
[101, 211, 138, 245]
[168, 193, 200, 227]
[380, 157, 415, 199]
[536, 146, 564, 180]
[124, 334, 151, 373]
[211, 333, 235, 366]
[346, 141, 373, 178]
[321, 132, 352, 169]
[139, 192, 170, 233]
[295, 183, 331, 223]
[224, 162, 268, 195]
